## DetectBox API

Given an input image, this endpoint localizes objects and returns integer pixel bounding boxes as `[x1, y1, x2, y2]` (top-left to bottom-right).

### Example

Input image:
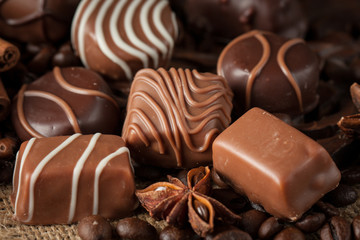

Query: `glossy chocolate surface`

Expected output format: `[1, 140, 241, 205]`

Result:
[217, 30, 319, 117]
[180, 0, 306, 41]
[122, 67, 233, 169]
[11, 133, 137, 225]
[11, 67, 120, 141]
[71, 0, 178, 85]
[0, 0, 80, 43]
[213, 107, 341, 221]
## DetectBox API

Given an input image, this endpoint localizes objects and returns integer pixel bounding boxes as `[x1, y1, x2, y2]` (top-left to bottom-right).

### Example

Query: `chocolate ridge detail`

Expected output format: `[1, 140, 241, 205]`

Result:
[217, 30, 307, 113]
[122, 68, 233, 168]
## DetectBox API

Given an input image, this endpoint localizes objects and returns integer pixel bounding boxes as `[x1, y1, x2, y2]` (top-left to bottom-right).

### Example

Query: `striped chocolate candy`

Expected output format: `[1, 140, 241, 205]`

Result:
[11, 133, 137, 225]
[71, 0, 178, 86]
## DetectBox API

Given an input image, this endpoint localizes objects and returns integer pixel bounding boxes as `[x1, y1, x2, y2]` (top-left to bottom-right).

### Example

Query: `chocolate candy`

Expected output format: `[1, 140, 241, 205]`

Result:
[213, 107, 341, 221]
[217, 30, 319, 117]
[122, 67, 233, 169]
[11, 67, 120, 141]
[0, 0, 80, 43]
[180, 0, 307, 41]
[11, 133, 137, 225]
[71, 0, 178, 85]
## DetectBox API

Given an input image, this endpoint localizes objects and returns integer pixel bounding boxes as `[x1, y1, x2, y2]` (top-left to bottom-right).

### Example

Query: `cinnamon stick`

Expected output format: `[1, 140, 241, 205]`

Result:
[0, 38, 20, 72]
[0, 79, 10, 121]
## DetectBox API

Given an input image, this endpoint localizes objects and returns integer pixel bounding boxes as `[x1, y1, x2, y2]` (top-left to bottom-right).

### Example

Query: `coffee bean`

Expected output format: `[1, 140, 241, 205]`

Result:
[210, 189, 247, 213]
[258, 217, 283, 239]
[116, 218, 157, 240]
[238, 209, 268, 238]
[315, 201, 340, 218]
[193, 199, 209, 222]
[273, 227, 305, 240]
[352, 215, 360, 240]
[77, 215, 112, 240]
[341, 166, 360, 185]
[323, 184, 358, 207]
[159, 225, 198, 240]
[295, 212, 326, 233]
[320, 216, 351, 240]
[212, 228, 252, 240]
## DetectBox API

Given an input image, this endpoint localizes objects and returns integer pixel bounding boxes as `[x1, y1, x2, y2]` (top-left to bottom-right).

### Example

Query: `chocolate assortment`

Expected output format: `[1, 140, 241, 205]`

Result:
[11, 133, 137, 225]
[0, 0, 360, 239]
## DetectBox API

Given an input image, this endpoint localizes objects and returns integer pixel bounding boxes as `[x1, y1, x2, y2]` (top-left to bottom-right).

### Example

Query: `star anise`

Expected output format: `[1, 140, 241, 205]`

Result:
[135, 166, 242, 237]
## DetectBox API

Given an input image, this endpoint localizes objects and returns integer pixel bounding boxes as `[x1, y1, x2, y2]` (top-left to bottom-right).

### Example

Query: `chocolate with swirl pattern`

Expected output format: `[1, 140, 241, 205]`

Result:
[122, 67, 233, 169]
[11, 67, 120, 141]
[217, 30, 319, 118]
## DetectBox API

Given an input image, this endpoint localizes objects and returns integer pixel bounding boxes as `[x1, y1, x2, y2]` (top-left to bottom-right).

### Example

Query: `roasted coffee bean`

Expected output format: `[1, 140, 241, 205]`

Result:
[52, 42, 81, 68]
[211, 170, 229, 188]
[273, 227, 305, 240]
[77, 215, 112, 240]
[341, 166, 360, 185]
[258, 217, 283, 239]
[193, 199, 209, 222]
[159, 225, 198, 240]
[0, 137, 17, 159]
[323, 184, 358, 207]
[238, 209, 268, 238]
[210, 189, 248, 213]
[295, 212, 326, 233]
[116, 217, 157, 240]
[320, 216, 351, 240]
[212, 229, 252, 240]
[352, 215, 360, 240]
[315, 201, 340, 217]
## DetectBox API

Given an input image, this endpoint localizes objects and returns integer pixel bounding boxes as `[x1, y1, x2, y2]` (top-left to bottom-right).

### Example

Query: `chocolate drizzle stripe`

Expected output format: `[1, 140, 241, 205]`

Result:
[22, 90, 82, 135]
[14, 138, 36, 216]
[277, 38, 305, 113]
[53, 67, 119, 109]
[76, 0, 98, 68]
[93, 146, 130, 214]
[128, 123, 151, 147]
[24, 134, 82, 222]
[71, 0, 88, 59]
[68, 133, 101, 223]
[96, 0, 132, 79]
[110, 0, 149, 67]
[245, 33, 270, 109]
[4, 0, 44, 25]
[16, 85, 44, 139]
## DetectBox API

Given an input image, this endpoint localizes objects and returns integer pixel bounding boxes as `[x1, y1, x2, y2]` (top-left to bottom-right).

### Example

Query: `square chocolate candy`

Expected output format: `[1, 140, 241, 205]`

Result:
[11, 133, 137, 225]
[213, 107, 341, 221]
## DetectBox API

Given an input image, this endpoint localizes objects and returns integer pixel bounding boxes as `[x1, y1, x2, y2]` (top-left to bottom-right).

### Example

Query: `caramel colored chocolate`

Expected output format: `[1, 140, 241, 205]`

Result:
[0, 0, 80, 43]
[122, 67, 233, 169]
[71, 0, 178, 85]
[11, 67, 120, 141]
[213, 108, 341, 221]
[217, 30, 319, 117]
[11, 133, 137, 225]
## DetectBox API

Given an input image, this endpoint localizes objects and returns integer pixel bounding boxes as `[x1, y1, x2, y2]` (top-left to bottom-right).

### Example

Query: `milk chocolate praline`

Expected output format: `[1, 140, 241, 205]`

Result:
[217, 30, 319, 118]
[0, 0, 80, 43]
[11, 67, 120, 141]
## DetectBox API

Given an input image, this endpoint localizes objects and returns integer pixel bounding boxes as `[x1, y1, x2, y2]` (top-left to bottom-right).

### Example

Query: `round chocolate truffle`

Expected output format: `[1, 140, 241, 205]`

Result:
[217, 30, 319, 117]
[0, 0, 80, 43]
[71, 0, 178, 87]
[180, 0, 307, 41]
[12, 66, 120, 141]
[122, 67, 233, 169]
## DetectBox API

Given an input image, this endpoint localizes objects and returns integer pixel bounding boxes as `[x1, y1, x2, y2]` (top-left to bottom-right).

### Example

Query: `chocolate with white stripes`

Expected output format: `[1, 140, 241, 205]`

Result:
[11, 67, 120, 141]
[71, 0, 178, 86]
[11, 133, 137, 225]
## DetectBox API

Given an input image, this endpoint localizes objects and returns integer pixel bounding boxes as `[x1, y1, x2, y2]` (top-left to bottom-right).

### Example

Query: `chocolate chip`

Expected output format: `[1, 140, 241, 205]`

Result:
[116, 218, 157, 240]
[77, 215, 112, 240]
[273, 227, 305, 240]
[315, 201, 340, 218]
[238, 209, 268, 238]
[295, 212, 326, 233]
[323, 184, 358, 207]
[320, 216, 351, 240]
[258, 217, 283, 239]
[159, 225, 198, 240]
[352, 215, 360, 239]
